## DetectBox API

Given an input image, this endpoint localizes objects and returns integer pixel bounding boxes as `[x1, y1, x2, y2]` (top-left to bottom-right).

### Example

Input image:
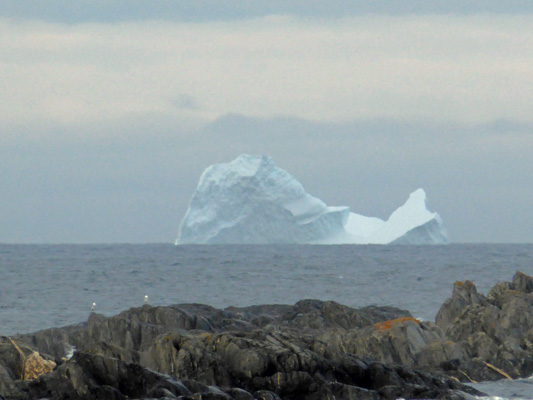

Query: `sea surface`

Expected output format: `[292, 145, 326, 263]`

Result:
[1, 243, 532, 398]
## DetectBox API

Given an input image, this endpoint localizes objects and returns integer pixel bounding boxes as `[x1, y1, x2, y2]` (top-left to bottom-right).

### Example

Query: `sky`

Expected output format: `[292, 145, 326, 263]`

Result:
[1, 2, 532, 243]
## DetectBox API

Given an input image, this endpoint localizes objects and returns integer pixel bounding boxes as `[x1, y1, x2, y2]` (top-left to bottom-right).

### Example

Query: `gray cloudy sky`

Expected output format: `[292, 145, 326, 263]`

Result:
[1, 2, 532, 243]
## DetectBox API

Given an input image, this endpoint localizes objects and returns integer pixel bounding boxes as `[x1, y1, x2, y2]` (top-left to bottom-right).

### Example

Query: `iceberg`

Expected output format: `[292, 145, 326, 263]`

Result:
[343, 189, 448, 245]
[176, 154, 448, 245]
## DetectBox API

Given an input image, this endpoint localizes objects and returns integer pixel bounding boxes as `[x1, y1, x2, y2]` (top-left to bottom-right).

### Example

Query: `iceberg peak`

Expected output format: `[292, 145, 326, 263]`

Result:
[200, 154, 272, 185]
[176, 155, 448, 245]
[352, 188, 448, 245]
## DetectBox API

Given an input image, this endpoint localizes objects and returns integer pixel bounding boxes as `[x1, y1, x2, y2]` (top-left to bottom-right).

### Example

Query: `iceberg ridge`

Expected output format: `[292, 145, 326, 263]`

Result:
[176, 155, 448, 245]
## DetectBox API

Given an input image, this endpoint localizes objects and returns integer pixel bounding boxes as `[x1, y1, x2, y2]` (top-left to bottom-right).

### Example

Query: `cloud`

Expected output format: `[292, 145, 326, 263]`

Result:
[2, 13, 533, 243]
[2, 1, 533, 23]
[1, 14, 533, 133]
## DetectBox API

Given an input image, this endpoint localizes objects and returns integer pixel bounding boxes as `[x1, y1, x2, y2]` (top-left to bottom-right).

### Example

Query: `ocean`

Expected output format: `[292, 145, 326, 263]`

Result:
[1, 243, 532, 398]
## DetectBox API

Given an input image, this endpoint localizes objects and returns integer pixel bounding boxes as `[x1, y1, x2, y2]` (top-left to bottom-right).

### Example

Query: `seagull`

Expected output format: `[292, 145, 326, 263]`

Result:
[90, 302, 96, 312]
[144, 295, 149, 304]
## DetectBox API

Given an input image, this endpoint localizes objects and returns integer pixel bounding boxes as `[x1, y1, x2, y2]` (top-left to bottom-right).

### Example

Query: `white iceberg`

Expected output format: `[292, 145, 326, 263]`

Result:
[176, 154, 448, 245]
[343, 189, 448, 245]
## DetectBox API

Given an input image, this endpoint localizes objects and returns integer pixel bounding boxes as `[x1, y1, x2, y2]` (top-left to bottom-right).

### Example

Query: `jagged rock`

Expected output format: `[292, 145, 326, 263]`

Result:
[0, 337, 57, 399]
[17, 300, 410, 362]
[338, 318, 446, 367]
[252, 390, 282, 400]
[27, 351, 194, 399]
[19, 277, 533, 399]
[24, 344, 478, 400]
[513, 271, 533, 293]
[432, 270, 533, 381]
[136, 326, 479, 399]
[435, 280, 489, 330]
[307, 381, 379, 400]
[17, 322, 88, 364]
[0, 363, 23, 400]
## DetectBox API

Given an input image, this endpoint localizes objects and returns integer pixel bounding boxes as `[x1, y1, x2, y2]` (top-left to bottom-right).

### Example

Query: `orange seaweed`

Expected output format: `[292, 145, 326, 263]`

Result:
[374, 317, 420, 332]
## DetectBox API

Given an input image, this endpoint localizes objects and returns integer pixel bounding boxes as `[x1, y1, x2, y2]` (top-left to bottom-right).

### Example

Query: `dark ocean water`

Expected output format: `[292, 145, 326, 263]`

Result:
[0, 243, 532, 398]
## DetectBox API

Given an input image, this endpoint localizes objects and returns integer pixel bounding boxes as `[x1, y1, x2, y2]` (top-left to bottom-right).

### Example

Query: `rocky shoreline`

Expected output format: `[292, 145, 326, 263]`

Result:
[1, 271, 531, 399]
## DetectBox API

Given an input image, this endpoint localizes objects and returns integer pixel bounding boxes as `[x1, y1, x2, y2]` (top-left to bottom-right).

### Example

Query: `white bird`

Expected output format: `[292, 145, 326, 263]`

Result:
[90, 302, 96, 312]
[144, 295, 148, 304]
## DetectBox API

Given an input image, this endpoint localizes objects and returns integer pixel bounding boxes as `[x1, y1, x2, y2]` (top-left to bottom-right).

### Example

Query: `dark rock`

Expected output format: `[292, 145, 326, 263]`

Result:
[13, 326, 479, 400]
[307, 382, 379, 400]
[27, 351, 193, 400]
[431, 271, 533, 381]
[13, 322, 87, 362]
[513, 270, 533, 293]
[223, 388, 255, 400]
[15, 300, 412, 364]
[435, 280, 488, 330]
[8, 288, 504, 399]
[337, 318, 446, 367]
[252, 390, 282, 400]
[0, 337, 57, 399]
[277, 300, 412, 331]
